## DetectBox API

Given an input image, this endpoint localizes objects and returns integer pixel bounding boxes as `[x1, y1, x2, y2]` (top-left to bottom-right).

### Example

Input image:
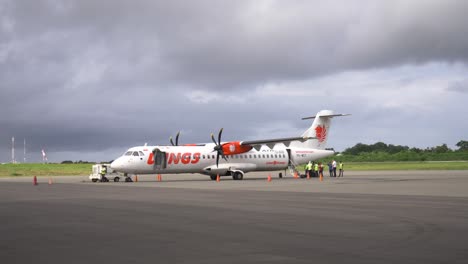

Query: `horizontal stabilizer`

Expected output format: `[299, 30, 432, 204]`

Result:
[301, 113, 351, 120]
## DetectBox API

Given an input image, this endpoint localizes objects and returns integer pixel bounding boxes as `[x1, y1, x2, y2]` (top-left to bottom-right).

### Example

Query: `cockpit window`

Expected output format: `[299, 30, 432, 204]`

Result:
[139, 151, 145, 156]
[133, 151, 139, 156]
[124, 151, 132, 156]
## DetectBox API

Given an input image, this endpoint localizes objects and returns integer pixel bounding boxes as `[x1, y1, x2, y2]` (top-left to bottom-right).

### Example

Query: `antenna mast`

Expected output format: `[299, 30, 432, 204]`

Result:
[11, 137, 15, 164]
[24, 138, 26, 163]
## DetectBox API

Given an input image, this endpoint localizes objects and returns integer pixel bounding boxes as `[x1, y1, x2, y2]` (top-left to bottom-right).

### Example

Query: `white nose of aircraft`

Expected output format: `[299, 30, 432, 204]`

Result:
[110, 157, 125, 172]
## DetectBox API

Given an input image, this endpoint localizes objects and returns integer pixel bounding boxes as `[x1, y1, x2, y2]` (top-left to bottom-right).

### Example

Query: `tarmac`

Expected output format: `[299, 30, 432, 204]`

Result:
[1, 170, 467, 264]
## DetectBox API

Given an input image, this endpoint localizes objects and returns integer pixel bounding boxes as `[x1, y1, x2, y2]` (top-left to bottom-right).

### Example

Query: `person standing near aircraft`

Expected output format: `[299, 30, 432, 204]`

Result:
[319, 162, 324, 178]
[314, 162, 319, 178]
[332, 160, 337, 177]
[100, 165, 108, 182]
[338, 161, 344, 177]
[328, 162, 333, 177]
[305, 161, 313, 178]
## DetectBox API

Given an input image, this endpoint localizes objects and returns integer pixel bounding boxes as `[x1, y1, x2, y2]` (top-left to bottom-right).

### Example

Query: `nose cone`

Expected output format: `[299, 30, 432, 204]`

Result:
[110, 157, 124, 172]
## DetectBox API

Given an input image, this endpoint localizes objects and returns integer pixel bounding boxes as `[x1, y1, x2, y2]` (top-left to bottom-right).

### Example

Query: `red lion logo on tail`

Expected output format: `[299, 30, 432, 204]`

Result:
[315, 125, 327, 142]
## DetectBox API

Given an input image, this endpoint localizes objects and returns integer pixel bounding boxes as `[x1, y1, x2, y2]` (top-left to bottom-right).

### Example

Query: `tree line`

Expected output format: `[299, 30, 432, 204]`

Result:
[336, 140, 468, 162]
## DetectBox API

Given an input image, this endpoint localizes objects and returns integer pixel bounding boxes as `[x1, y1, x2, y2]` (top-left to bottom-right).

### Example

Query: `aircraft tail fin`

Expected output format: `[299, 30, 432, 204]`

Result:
[290, 110, 350, 150]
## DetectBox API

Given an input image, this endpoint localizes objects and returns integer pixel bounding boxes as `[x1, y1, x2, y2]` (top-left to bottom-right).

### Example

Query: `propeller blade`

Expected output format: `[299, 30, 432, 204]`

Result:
[211, 128, 226, 168]
[169, 136, 175, 146]
[218, 128, 223, 145]
[175, 131, 180, 146]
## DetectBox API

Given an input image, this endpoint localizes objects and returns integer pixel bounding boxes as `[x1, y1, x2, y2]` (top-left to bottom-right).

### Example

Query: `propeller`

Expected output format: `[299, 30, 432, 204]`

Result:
[169, 131, 180, 146]
[210, 128, 227, 167]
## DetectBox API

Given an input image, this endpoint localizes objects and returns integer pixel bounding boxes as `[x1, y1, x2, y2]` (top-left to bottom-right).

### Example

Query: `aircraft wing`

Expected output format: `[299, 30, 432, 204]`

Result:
[240, 136, 315, 150]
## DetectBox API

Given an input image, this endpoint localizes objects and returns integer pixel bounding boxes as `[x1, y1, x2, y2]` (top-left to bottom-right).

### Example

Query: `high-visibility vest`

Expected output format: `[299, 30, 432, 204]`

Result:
[314, 164, 319, 171]
[339, 163, 343, 169]
[306, 163, 312, 170]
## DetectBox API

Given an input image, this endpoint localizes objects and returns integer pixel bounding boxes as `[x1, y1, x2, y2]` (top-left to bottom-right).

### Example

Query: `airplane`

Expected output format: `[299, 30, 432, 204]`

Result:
[110, 110, 349, 182]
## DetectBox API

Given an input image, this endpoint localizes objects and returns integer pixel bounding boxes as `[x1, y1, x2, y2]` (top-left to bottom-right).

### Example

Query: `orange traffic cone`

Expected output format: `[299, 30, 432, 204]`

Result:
[216, 174, 220, 182]
[267, 175, 272, 182]
[33, 176, 38, 186]
[48, 177, 52, 185]
[157, 174, 162, 181]
[134, 175, 138, 182]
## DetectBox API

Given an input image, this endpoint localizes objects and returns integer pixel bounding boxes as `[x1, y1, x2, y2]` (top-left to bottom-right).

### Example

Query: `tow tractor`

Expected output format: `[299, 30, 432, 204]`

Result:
[89, 164, 124, 182]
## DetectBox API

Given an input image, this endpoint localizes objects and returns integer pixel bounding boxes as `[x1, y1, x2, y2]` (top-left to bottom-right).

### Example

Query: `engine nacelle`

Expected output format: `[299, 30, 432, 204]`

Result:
[222, 141, 253, 155]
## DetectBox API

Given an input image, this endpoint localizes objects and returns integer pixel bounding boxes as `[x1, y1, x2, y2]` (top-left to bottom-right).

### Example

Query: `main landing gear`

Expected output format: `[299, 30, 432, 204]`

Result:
[232, 171, 244, 180]
[210, 171, 245, 181]
[124, 173, 133, 182]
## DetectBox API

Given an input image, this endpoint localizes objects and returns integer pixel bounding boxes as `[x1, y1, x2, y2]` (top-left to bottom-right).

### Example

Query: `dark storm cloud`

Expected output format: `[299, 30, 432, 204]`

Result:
[1, 0, 468, 162]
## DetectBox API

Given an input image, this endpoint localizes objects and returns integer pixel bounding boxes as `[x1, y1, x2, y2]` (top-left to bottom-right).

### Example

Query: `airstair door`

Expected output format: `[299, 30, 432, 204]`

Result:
[153, 149, 167, 170]
[286, 149, 292, 166]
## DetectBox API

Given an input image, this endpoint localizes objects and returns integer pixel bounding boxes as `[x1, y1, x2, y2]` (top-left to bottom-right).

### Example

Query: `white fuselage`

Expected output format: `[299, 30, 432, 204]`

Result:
[110, 143, 334, 176]
[110, 109, 348, 179]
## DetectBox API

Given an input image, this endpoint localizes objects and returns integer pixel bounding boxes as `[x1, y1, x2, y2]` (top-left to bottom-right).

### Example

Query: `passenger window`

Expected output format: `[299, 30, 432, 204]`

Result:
[202, 155, 205, 159]
[212, 155, 215, 159]
[249, 155, 252, 158]
[262, 154, 265, 158]
[207, 155, 210, 159]
[275, 154, 278, 158]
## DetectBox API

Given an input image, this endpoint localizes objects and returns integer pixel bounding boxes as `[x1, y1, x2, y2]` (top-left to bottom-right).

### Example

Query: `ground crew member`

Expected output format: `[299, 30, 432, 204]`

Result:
[338, 161, 344, 177]
[318, 162, 324, 178]
[332, 160, 337, 177]
[305, 161, 313, 178]
[314, 162, 319, 177]
[100, 165, 108, 182]
[328, 162, 333, 177]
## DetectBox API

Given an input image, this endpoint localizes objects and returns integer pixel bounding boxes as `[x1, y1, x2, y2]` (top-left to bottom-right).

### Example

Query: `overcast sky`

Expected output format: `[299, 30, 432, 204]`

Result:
[1, 0, 468, 163]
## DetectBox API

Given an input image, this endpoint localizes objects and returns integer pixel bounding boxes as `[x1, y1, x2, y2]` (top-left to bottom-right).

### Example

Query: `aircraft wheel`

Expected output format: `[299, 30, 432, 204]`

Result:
[233, 172, 243, 180]
[114, 177, 120, 182]
[125, 177, 133, 182]
[210, 175, 217, 181]
[92, 179, 98, 183]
